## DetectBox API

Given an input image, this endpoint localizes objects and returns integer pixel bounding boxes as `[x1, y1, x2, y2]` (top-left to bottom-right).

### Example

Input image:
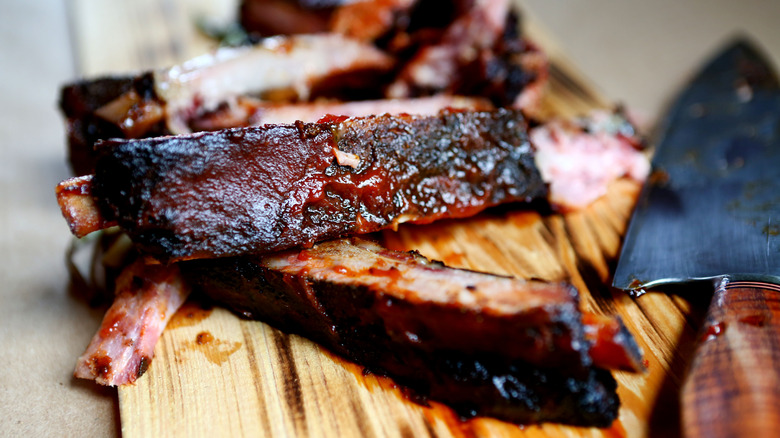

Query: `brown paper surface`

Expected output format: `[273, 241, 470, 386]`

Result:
[0, 2, 118, 436]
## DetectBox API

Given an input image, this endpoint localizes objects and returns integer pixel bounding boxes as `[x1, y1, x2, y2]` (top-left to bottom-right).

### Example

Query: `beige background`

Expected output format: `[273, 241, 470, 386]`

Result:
[517, 0, 780, 124]
[1, 0, 778, 436]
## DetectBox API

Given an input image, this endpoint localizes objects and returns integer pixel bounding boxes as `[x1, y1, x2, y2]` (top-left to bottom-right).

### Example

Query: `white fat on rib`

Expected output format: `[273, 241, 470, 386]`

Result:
[154, 34, 393, 134]
[532, 111, 650, 210]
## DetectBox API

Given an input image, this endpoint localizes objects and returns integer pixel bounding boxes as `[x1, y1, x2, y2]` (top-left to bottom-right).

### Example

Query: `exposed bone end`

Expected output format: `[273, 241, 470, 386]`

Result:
[74, 260, 191, 386]
[56, 175, 115, 238]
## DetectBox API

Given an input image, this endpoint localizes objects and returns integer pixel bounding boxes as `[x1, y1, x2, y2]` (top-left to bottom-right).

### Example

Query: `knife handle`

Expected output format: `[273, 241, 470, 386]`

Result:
[681, 280, 780, 437]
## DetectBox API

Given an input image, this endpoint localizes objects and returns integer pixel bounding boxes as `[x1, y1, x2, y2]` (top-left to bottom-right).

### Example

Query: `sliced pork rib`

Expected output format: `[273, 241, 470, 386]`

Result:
[56, 108, 648, 260]
[72, 235, 641, 425]
[186, 237, 644, 372]
[57, 0, 648, 427]
[387, 0, 509, 94]
[182, 237, 642, 426]
[74, 259, 191, 386]
[59, 34, 394, 175]
[61, 1, 549, 176]
[82, 109, 546, 262]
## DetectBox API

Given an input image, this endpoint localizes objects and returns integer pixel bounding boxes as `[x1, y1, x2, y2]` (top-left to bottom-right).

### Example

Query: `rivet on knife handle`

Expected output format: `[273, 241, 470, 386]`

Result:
[681, 280, 780, 437]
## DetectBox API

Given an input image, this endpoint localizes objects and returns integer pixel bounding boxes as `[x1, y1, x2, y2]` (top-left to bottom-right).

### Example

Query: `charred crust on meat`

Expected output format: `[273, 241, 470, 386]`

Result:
[92, 110, 547, 261]
[450, 12, 539, 107]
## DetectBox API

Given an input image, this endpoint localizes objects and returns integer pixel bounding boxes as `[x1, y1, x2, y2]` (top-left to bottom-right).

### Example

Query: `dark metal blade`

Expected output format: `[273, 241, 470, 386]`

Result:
[613, 39, 780, 291]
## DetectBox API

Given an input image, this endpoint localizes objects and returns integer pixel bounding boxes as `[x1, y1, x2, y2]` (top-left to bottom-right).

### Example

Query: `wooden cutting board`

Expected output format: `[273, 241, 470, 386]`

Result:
[69, 1, 703, 436]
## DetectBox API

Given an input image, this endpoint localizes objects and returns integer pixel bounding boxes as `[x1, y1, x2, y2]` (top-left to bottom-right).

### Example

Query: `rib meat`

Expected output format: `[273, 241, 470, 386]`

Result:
[239, 0, 334, 37]
[387, 0, 508, 97]
[154, 34, 394, 133]
[74, 259, 191, 386]
[182, 237, 642, 425]
[61, 3, 548, 176]
[59, 34, 394, 175]
[329, 0, 418, 42]
[531, 110, 650, 210]
[86, 109, 546, 262]
[379, 1, 549, 112]
[56, 0, 648, 427]
[57, 108, 648, 259]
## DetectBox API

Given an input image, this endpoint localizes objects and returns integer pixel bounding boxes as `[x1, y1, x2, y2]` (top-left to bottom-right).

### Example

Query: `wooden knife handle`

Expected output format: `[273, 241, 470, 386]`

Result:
[681, 280, 780, 437]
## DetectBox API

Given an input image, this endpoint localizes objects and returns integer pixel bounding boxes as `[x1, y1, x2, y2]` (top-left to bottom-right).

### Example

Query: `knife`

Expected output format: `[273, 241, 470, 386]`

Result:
[613, 39, 780, 437]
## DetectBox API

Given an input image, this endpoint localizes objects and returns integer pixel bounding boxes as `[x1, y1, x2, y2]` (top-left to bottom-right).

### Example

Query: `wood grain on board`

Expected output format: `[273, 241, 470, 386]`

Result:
[68, 0, 700, 436]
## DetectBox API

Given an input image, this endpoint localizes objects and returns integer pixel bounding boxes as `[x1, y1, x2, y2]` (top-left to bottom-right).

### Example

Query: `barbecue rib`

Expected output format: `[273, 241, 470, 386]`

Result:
[181, 237, 642, 426]
[72, 236, 642, 396]
[84, 109, 546, 262]
[61, 1, 548, 176]
[59, 34, 394, 175]
[56, 1, 648, 426]
[57, 108, 648, 261]
[154, 34, 394, 132]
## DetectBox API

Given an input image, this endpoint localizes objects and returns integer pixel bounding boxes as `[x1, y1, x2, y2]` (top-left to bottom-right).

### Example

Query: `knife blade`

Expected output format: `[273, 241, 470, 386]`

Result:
[613, 39, 780, 437]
